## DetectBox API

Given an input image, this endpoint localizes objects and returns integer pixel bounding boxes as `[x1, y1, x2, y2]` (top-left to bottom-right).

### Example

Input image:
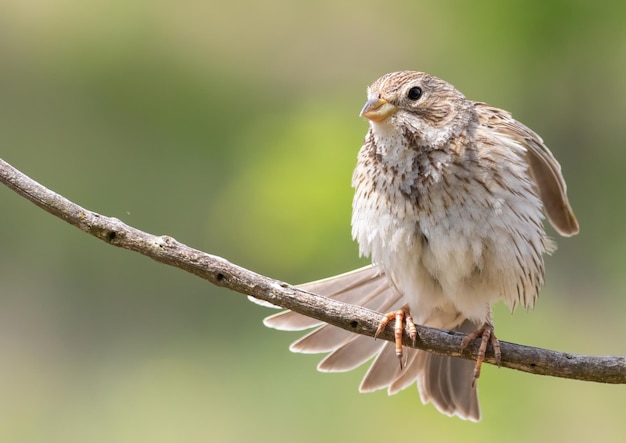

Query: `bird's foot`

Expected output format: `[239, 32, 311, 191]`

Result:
[460, 322, 501, 387]
[374, 304, 417, 369]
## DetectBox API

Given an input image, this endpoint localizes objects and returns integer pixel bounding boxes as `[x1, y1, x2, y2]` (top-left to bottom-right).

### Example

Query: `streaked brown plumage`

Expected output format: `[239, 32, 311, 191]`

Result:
[256, 71, 578, 421]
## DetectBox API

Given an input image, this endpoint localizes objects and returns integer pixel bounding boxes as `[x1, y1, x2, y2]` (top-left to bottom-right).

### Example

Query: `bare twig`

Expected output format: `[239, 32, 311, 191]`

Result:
[1, 157, 624, 384]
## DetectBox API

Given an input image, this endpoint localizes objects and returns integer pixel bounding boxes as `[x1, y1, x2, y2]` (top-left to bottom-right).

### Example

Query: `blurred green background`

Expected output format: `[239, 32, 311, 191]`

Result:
[1, 1, 625, 441]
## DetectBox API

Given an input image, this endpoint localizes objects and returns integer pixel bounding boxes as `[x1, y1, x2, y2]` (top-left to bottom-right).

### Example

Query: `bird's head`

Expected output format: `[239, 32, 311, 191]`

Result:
[360, 71, 473, 148]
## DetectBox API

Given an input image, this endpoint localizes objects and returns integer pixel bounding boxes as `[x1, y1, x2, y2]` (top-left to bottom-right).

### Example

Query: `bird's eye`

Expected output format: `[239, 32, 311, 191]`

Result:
[407, 86, 423, 101]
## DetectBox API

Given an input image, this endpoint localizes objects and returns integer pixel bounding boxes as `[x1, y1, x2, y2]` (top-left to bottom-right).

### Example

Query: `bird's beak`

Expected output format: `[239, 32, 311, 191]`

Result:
[360, 98, 398, 122]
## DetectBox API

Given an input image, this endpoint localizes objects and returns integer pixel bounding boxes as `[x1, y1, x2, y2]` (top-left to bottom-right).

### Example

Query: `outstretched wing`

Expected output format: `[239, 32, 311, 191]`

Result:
[261, 266, 413, 373]
[476, 103, 579, 237]
[263, 265, 404, 370]
[257, 265, 481, 420]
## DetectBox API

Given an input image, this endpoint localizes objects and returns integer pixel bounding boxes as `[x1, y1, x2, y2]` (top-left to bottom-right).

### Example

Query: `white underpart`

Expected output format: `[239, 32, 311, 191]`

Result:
[352, 119, 547, 328]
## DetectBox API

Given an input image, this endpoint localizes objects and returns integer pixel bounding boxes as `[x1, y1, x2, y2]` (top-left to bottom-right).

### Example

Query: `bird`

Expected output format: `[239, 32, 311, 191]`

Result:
[256, 71, 579, 421]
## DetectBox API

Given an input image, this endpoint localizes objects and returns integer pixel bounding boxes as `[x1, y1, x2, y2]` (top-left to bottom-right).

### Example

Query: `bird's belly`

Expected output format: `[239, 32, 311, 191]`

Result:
[352, 191, 511, 325]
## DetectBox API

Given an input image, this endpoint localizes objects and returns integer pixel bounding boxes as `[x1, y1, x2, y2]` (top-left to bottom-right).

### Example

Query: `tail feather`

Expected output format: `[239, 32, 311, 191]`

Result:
[418, 320, 481, 421]
[258, 265, 482, 421]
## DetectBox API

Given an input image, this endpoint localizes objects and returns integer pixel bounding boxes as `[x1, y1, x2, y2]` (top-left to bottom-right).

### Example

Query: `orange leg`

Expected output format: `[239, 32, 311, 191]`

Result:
[460, 321, 502, 387]
[374, 305, 417, 369]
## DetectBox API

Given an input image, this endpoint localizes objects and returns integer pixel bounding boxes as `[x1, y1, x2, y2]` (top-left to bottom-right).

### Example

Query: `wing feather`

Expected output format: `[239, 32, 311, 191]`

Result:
[476, 103, 579, 237]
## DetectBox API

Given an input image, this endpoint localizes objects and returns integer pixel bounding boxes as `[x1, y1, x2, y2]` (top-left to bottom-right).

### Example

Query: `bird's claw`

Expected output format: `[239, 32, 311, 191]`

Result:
[460, 322, 501, 387]
[375, 305, 417, 369]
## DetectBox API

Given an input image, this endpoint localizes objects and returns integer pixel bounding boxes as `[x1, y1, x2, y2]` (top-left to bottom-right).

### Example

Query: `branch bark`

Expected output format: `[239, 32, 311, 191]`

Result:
[1, 157, 624, 384]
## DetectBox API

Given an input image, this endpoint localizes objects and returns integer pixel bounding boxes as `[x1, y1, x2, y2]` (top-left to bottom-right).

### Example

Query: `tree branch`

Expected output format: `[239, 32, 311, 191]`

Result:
[1, 157, 624, 384]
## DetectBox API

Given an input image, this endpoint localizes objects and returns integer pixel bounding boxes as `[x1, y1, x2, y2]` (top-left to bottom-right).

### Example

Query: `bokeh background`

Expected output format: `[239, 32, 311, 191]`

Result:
[1, 1, 625, 441]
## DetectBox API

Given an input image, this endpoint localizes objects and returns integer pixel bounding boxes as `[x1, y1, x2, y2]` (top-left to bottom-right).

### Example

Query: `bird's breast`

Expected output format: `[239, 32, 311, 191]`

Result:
[351, 139, 549, 317]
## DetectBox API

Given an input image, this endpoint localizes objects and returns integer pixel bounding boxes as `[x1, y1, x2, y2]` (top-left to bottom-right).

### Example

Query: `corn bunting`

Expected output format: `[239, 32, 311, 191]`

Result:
[258, 71, 578, 421]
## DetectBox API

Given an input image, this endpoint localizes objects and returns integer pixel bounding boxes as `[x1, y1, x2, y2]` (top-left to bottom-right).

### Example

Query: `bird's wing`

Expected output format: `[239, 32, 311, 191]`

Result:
[258, 265, 481, 420]
[262, 265, 404, 368]
[476, 103, 579, 237]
